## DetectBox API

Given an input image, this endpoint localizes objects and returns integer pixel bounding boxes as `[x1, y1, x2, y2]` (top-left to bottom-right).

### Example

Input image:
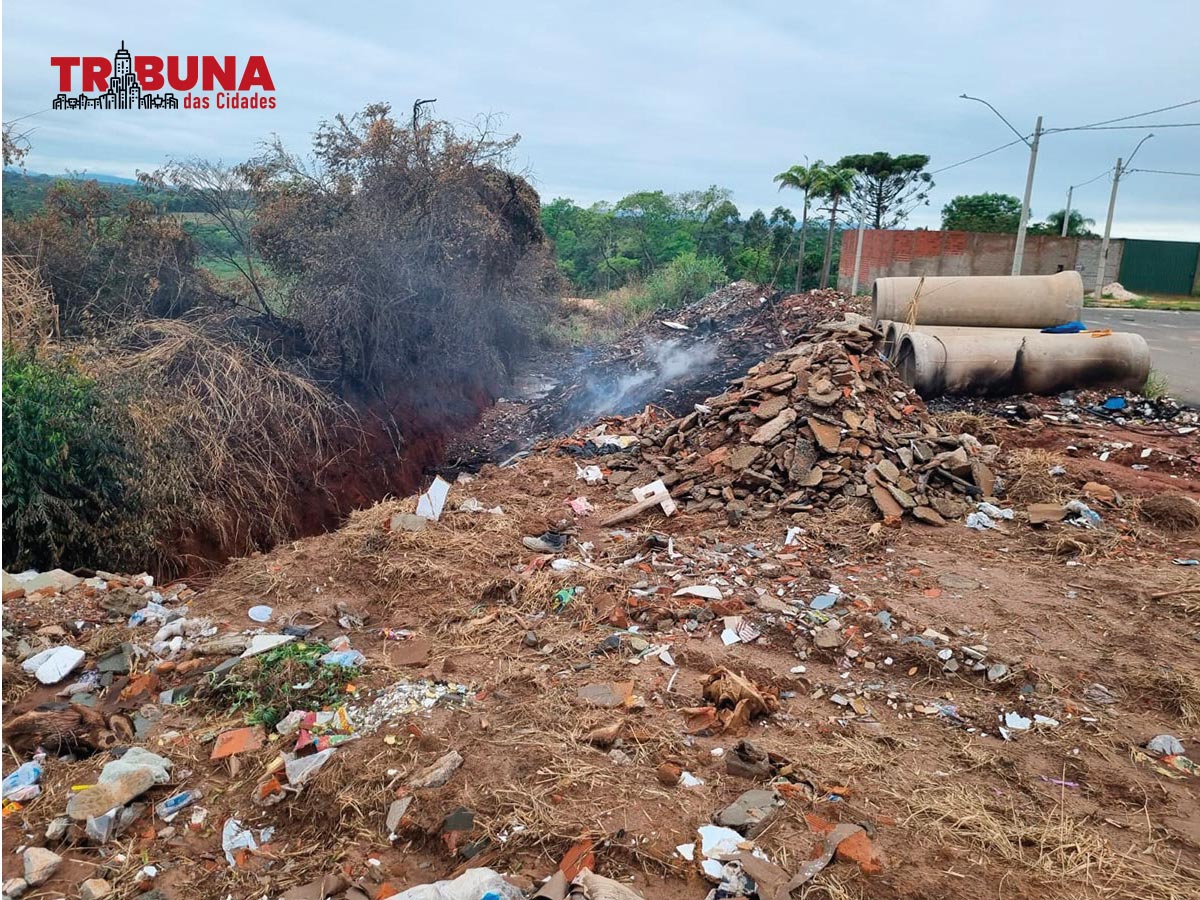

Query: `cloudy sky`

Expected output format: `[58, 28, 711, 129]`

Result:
[4, 1, 1199, 239]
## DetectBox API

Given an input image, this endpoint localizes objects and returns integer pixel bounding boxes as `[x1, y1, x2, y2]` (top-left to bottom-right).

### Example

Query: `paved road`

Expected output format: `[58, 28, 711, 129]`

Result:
[1085, 307, 1200, 406]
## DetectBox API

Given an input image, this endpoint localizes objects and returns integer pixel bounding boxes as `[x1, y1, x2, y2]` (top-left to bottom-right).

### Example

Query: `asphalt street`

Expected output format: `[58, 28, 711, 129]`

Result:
[1085, 307, 1200, 406]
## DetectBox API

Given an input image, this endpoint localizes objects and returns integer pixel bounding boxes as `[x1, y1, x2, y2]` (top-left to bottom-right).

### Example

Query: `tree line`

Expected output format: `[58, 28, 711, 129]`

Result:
[941, 191, 1095, 236]
[544, 152, 936, 295]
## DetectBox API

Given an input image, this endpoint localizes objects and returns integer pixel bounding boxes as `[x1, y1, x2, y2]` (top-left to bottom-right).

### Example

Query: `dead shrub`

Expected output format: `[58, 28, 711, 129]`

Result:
[245, 103, 558, 398]
[85, 314, 352, 572]
[1003, 448, 1071, 505]
[1139, 492, 1200, 533]
[1, 261, 58, 347]
[935, 411, 1002, 445]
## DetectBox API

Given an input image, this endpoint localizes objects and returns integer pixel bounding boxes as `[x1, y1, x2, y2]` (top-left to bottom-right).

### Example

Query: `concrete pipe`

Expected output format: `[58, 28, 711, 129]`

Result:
[895, 328, 1150, 398]
[873, 271, 1084, 329]
[881, 321, 1037, 359]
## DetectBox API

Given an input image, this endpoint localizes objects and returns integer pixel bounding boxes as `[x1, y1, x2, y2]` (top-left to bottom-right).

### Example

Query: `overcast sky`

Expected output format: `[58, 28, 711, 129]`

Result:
[4, 1, 1199, 239]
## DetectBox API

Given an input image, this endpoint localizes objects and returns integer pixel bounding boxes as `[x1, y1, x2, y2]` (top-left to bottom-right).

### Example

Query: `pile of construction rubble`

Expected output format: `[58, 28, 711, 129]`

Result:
[631, 317, 1001, 525]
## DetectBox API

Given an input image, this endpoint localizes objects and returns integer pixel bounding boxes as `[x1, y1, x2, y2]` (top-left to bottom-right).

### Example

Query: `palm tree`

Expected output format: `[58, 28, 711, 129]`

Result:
[774, 160, 827, 290]
[1044, 208, 1096, 237]
[814, 165, 857, 289]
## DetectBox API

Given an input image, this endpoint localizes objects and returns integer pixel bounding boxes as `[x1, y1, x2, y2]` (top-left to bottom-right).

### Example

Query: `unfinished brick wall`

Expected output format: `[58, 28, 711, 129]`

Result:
[837, 230, 1120, 292]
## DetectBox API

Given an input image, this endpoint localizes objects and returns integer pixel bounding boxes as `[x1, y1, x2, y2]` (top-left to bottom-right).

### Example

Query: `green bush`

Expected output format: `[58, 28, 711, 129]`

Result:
[2, 348, 147, 570]
[633, 252, 727, 314]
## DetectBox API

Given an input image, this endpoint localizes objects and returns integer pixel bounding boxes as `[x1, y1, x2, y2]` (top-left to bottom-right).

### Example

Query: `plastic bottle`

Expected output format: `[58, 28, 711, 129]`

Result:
[155, 788, 203, 819]
[2, 762, 42, 799]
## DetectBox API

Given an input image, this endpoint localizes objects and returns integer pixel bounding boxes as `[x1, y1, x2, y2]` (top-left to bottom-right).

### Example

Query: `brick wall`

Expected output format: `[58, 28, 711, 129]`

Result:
[837, 229, 1124, 292]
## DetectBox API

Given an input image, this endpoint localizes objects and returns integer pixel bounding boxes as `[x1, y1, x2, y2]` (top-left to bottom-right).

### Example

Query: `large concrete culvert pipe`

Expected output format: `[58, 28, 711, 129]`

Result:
[895, 328, 1151, 398]
[879, 320, 1033, 359]
[873, 271, 1084, 329]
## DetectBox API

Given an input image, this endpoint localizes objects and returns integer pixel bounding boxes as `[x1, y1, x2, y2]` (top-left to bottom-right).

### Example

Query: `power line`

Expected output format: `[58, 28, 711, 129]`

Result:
[1047, 122, 1200, 132]
[930, 136, 1029, 174]
[1127, 168, 1200, 177]
[1072, 167, 1112, 189]
[1053, 97, 1200, 132]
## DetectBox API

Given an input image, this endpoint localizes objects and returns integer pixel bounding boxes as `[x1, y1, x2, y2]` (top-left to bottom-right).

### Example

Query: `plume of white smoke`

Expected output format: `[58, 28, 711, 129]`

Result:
[586, 337, 720, 417]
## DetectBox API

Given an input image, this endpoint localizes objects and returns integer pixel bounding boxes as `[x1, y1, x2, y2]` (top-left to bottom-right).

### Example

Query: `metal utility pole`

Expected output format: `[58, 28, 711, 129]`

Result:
[1093, 159, 1122, 302]
[1061, 185, 1073, 237]
[959, 96, 1042, 276]
[1091, 134, 1153, 301]
[850, 214, 867, 295]
[1011, 115, 1043, 275]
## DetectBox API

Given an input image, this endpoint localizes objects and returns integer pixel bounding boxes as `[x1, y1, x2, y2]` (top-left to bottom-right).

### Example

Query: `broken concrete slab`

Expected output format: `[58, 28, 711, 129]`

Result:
[750, 408, 797, 445]
[408, 750, 464, 790]
[714, 789, 783, 837]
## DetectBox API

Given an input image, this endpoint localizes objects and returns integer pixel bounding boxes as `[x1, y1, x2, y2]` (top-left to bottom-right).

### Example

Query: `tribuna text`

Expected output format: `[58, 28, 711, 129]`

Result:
[50, 55, 275, 93]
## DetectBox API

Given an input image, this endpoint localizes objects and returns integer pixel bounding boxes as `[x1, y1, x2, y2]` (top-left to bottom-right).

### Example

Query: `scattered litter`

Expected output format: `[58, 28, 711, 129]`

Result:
[1147, 734, 1185, 757]
[415, 475, 451, 521]
[553, 586, 581, 610]
[248, 605, 273, 623]
[241, 634, 297, 658]
[565, 496, 594, 516]
[1065, 499, 1102, 528]
[21, 646, 85, 684]
[575, 464, 604, 485]
[221, 819, 263, 866]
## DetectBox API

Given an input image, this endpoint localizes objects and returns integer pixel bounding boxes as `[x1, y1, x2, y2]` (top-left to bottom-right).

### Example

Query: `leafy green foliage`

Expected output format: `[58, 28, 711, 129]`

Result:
[814, 166, 858, 289]
[1, 348, 146, 570]
[635, 252, 728, 313]
[207, 641, 358, 729]
[2, 169, 208, 220]
[542, 182, 844, 297]
[1142, 369, 1169, 400]
[941, 193, 1023, 233]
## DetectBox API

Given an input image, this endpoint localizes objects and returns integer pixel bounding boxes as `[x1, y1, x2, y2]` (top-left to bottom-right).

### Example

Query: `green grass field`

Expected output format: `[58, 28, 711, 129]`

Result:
[1085, 293, 1200, 312]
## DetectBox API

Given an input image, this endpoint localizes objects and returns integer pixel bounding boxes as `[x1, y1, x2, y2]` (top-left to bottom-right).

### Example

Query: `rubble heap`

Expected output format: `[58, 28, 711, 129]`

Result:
[633, 317, 1002, 524]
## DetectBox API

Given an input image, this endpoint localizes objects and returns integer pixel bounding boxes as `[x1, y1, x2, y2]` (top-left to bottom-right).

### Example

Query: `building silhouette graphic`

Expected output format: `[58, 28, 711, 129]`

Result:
[53, 41, 179, 110]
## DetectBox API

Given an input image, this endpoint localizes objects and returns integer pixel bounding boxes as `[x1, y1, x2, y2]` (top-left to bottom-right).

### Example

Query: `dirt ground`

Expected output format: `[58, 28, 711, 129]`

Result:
[4, 294, 1200, 900]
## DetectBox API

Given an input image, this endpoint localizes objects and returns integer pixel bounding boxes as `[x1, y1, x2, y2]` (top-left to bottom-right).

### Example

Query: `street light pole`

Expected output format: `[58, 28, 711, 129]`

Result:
[1093, 159, 1122, 301]
[1091, 133, 1153, 301]
[1061, 185, 1073, 237]
[1012, 115, 1043, 275]
[959, 96, 1042, 277]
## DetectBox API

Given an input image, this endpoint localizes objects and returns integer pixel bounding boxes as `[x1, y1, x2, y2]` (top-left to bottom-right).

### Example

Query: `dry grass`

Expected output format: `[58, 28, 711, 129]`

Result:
[1139, 493, 1200, 534]
[84, 314, 354, 571]
[1, 260, 59, 348]
[1134, 666, 1200, 726]
[902, 784, 1200, 899]
[935, 411, 1004, 445]
[1004, 448, 1072, 505]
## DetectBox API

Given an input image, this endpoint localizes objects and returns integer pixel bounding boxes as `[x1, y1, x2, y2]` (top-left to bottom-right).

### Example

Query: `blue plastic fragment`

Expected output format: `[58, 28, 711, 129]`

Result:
[810, 592, 838, 611]
[1041, 320, 1087, 334]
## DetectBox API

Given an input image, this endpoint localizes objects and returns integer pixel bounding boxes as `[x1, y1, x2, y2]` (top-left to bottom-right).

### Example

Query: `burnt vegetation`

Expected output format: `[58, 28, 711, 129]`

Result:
[2, 104, 559, 574]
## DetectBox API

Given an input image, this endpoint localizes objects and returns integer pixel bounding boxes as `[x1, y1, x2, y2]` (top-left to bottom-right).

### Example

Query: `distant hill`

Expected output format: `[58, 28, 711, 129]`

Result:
[3, 167, 139, 185]
[2, 169, 205, 218]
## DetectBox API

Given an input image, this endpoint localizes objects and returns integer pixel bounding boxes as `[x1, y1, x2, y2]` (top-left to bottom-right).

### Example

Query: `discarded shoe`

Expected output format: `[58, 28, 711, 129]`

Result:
[522, 532, 568, 553]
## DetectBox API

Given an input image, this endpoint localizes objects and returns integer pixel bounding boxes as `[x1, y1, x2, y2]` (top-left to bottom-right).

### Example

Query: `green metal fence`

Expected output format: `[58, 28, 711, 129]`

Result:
[1118, 239, 1200, 296]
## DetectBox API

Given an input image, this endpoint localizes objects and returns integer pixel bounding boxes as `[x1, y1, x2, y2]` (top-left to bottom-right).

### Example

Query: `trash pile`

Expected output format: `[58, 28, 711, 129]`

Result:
[444, 283, 866, 469]
[629, 317, 1003, 525]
